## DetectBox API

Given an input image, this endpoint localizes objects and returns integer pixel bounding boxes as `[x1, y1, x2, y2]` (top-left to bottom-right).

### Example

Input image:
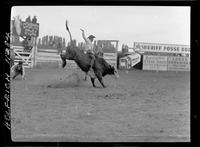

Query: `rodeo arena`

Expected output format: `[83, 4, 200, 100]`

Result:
[10, 16, 190, 142]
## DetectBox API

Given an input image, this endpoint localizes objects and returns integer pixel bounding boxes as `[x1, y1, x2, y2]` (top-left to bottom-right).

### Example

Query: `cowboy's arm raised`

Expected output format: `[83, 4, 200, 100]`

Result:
[80, 29, 88, 43]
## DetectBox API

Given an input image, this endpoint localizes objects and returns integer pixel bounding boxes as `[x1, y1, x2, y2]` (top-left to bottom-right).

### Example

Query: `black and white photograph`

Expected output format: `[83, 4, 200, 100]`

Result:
[9, 6, 190, 142]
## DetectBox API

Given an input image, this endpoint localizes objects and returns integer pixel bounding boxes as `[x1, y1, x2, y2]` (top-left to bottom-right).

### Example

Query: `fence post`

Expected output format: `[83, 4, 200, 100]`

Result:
[32, 37, 38, 67]
[115, 41, 119, 69]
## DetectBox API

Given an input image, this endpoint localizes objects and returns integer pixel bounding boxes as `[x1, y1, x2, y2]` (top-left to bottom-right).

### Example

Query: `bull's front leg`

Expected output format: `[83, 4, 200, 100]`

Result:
[60, 54, 66, 68]
[98, 77, 106, 88]
[96, 72, 106, 88]
[90, 77, 96, 87]
[84, 72, 88, 81]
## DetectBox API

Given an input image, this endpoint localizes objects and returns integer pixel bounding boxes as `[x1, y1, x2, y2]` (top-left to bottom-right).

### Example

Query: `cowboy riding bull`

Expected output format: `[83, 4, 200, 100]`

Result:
[60, 20, 119, 88]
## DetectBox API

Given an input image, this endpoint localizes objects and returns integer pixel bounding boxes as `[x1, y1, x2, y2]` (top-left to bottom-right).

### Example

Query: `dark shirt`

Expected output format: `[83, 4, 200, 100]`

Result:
[32, 17, 37, 23]
[15, 65, 23, 74]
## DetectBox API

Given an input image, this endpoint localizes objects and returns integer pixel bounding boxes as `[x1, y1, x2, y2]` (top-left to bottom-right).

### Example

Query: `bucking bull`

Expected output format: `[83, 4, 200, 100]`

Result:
[60, 20, 119, 88]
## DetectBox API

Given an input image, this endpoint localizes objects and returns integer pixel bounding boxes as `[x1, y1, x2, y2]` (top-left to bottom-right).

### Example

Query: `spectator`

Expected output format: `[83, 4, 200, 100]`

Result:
[11, 61, 25, 80]
[26, 16, 31, 23]
[32, 16, 37, 23]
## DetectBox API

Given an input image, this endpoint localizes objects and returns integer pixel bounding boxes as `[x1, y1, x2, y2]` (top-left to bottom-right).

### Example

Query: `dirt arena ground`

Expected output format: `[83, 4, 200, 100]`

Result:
[11, 66, 190, 142]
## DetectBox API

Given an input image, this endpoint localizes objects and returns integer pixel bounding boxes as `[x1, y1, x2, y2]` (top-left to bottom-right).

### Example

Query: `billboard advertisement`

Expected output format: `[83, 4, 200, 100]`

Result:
[134, 42, 190, 54]
[143, 55, 168, 71]
[167, 56, 190, 71]
[119, 53, 141, 69]
[12, 20, 39, 37]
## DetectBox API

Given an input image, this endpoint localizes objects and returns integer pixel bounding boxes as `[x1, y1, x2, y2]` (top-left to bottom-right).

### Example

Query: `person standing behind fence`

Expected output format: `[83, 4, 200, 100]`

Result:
[26, 16, 31, 23]
[32, 16, 37, 24]
[11, 61, 26, 80]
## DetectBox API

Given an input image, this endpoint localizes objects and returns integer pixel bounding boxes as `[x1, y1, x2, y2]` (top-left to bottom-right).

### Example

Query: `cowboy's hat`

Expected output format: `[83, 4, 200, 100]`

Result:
[88, 35, 95, 39]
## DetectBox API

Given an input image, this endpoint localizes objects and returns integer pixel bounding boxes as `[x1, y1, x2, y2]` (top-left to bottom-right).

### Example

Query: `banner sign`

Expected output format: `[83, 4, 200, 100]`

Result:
[21, 21, 39, 37]
[167, 56, 190, 71]
[143, 55, 168, 71]
[12, 20, 39, 37]
[134, 42, 190, 54]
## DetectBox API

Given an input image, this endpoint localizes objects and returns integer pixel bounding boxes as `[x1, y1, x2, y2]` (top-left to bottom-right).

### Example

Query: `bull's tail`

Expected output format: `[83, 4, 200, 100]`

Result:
[65, 20, 73, 43]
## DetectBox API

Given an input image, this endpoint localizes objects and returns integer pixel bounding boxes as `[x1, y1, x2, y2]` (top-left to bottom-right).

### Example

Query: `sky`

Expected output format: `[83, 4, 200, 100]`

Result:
[11, 6, 190, 50]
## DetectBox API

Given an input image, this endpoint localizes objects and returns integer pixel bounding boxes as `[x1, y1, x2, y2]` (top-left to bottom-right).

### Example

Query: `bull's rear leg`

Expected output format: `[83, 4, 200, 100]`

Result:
[90, 77, 96, 87]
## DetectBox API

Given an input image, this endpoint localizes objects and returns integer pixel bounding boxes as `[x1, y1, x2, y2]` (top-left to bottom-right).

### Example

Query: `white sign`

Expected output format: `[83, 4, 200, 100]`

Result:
[127, 53, 141, 67]
[120, 62, 126, 67]
[143, 55, 168, 71]
[134, 42, 190, 54]
[167, 56, 190, 71]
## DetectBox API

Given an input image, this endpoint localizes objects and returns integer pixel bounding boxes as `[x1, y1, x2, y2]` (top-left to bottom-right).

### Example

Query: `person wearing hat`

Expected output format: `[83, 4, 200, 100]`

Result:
[11, 61, 26, 80]
[80, 29, 96, 74]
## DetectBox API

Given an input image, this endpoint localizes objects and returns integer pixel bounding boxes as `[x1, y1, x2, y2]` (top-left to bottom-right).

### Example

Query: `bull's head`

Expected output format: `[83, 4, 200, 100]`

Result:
[108, 65, 120, 79]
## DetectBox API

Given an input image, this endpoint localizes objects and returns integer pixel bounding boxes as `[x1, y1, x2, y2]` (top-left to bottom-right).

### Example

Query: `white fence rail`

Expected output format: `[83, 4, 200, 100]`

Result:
[12, 46, 34, 68]
[36, 49, 77, 68]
